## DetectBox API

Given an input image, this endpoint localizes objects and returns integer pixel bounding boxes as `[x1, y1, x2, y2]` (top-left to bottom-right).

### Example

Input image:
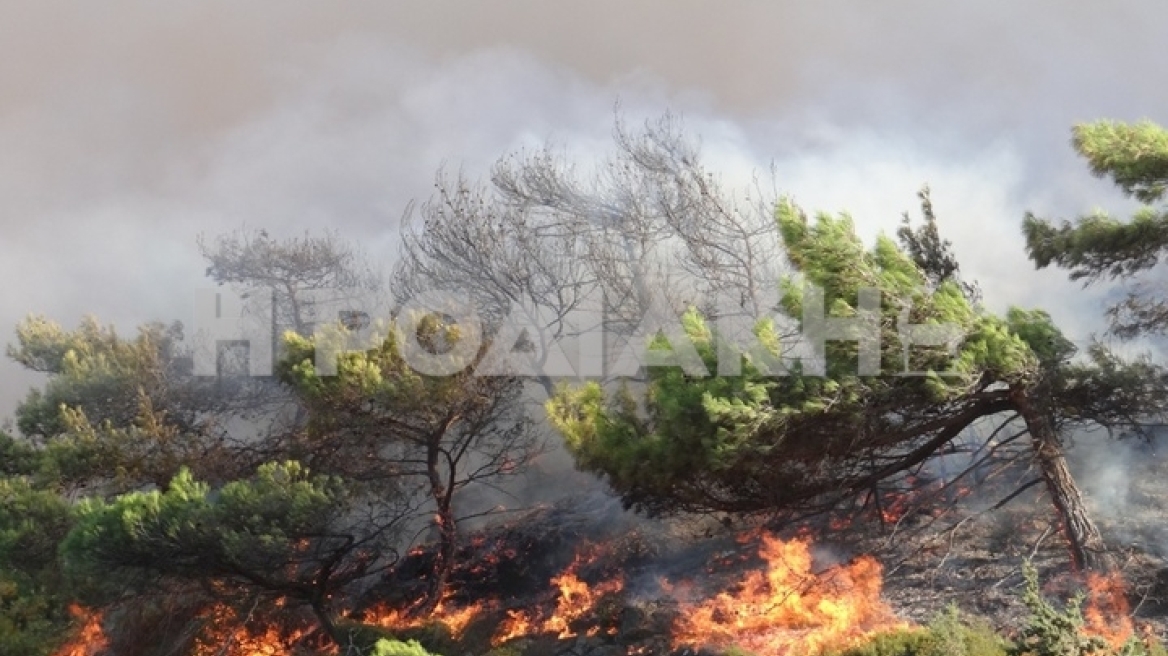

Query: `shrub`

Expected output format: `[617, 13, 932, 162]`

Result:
[828, 628, 932, 656]
[1010, 562, 1108, 656]
[927, 605, 1010, 656]
[1009, 561, 1168, 656]
[828, 607, 1007, 656]
[372, 638, 441, 656]
[386, 619, 457, 655]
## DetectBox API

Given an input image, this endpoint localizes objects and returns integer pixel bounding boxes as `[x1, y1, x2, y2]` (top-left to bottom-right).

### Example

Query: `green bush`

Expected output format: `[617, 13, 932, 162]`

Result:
[829, 607, 1007, 656]
[1008, 561, 1168, 656]
[927, 606, 1010, 656]
[0, 476, 76, 656]
[386, 619, 457, 656]
[828, 628, 932, 656]
[1010, 561, 1123, 656]
[835, 562, 1168, 656]
[371, 638, 441, 656]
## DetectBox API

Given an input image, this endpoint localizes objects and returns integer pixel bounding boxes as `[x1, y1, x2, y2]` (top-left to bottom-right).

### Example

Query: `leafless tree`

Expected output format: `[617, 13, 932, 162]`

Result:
[394, 112, 789, 395]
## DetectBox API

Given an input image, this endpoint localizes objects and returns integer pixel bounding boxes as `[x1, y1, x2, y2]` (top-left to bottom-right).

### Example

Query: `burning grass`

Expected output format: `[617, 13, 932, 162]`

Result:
[357, 524, 912, 656]
[346, 504, 915, 656]
[491, 543, 625, 644]
[47, 495, 1165, 656]
[189, 600, 327, 656]
[668, 533, 905, 656]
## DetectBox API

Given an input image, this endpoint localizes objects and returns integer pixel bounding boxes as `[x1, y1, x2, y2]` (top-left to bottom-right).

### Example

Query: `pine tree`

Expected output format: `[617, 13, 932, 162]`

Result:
[1024, 119, 1168, 338]
[550, 194, 1168, 572]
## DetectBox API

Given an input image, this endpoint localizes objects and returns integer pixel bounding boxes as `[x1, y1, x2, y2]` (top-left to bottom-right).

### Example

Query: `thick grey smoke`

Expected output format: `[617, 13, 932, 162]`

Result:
[3, 1, 1167, 422]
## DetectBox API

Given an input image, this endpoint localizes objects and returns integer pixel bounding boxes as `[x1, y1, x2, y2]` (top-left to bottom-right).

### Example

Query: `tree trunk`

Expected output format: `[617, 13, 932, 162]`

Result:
[420, 440, 457, 614]
[1012, 385, 1113, 572]
[425, 503, 457, 613]
[310, 600, 344, 650]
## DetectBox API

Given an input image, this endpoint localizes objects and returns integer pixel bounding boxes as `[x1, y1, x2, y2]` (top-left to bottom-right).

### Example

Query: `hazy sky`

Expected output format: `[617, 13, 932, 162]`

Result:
[2, 1, 1166, 422]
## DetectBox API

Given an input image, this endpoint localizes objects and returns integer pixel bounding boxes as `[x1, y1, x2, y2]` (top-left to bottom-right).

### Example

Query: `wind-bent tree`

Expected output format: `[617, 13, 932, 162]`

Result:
[396, 113, 1165, 571]
[196, 228, 387, 450]
[1024, 119, 1168, 339]
[10, 318, 194, 439]
[1, 228, 428, 650]
[279, 318, 542, 608]
[5, 228, 390, 495]
[200, 227, 382, 337]
[6, 317, 239, 494]
[61, 461, 413, 648]
[395, 113, 785, 395]
[546, 192, 1167, 572]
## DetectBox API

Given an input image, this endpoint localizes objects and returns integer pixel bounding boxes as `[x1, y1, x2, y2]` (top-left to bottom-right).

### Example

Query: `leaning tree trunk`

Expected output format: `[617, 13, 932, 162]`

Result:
[1011, 385, 1113, 572]
[310, 599, 344, 649]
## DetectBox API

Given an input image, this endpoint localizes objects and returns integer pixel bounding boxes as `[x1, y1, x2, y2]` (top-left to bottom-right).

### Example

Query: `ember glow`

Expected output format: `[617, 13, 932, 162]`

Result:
[670, 533, 905, 656]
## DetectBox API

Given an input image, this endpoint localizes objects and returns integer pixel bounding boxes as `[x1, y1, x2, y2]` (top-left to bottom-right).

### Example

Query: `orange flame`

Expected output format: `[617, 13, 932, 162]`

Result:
[50, 535, 917, 656]
[671, 533, 905, 656]
[493, 546, 624, 645]
[367, 597, 487, 640]
[191, 601, 321, 656]
[52, 605, 108, 656]
[493, 609, 536, 645]
[1083, 572, 1133, 649]
[544, 566, 624, 638]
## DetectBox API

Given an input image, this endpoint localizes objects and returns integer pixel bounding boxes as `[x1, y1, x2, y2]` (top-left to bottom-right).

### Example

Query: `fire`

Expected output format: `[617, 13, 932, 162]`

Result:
[367, 597, 487, 639]
[366, 541, 625, 647]
[1083, 571, 1133, 649]
[671, 533, 905, 656]
[544, 566, 623, 638]
[196, 625, 309, 656]
[191, 601, 321, 656]
[874, 488, 914, 526]
[493, 545, 624, 644]
[493, 609, 536, 645]
[52, 605, 108, 656]
[46, 534, 916, 656]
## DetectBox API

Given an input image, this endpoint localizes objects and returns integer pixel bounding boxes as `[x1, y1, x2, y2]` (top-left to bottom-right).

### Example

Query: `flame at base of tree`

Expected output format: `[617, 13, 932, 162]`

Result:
[1084, 572, 1134, 649]
[52, 605, 108, 656]
[669, 534, 905, 656]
